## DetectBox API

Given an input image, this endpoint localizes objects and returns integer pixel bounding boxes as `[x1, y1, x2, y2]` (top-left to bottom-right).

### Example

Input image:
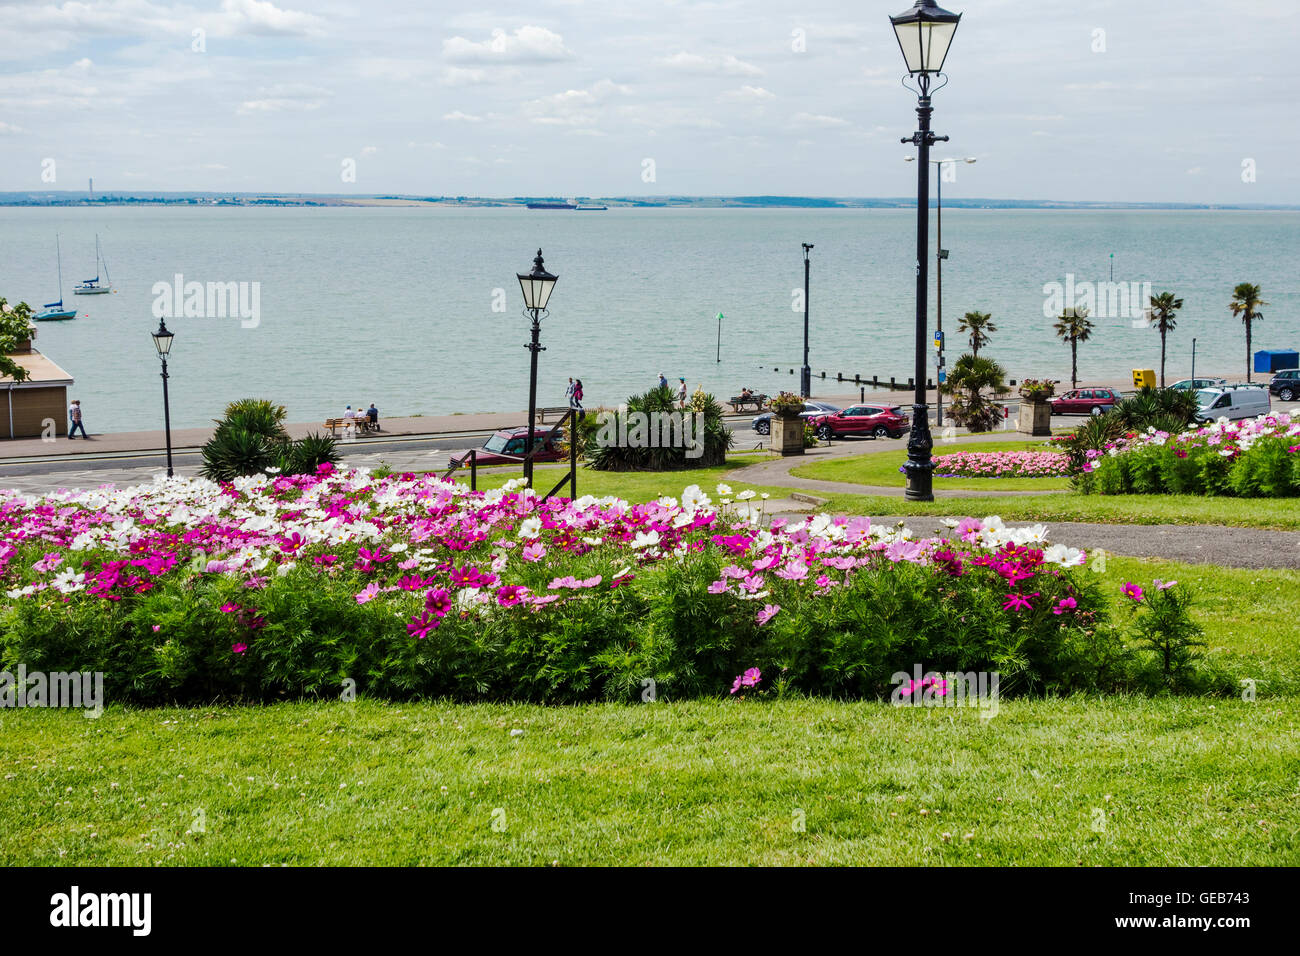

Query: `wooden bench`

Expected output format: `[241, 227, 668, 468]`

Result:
[727, 394, 768, 413]
[323, 417, 377, 437]
[536, 406, 572, 424]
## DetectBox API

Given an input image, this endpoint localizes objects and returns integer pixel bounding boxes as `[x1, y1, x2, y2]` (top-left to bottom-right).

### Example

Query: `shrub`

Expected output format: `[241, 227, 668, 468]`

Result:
[942, 354, 1010, 432]
[1018, 379, 1056, 401]
[585, 385, 732, 470]
[201, 399, 338, 482]
[0, 474, 1188, 704]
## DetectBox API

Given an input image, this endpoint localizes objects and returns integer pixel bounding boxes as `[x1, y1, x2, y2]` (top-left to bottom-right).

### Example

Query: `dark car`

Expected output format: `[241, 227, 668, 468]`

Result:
[808, 404, 909, 440]
[1050, 387, 1121, 416]
[1269, 368, 1300, 402]
[453, 427, 564, 468]
[750, 400, 840, 435]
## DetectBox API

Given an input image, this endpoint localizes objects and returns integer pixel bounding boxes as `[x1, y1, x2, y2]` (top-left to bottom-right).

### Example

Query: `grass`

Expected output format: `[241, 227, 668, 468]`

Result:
[2, 696, 1294, 866]
[792, 440, 1071, 492]
[449, 454, 795, 503]
[0, 552, 1296, 866]
[818, 491, 1300, 531]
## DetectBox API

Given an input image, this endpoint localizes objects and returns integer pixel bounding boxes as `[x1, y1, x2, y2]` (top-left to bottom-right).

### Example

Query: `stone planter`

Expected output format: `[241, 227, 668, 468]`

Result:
[1018, 399, 1052, 436]
[770, 410, 805, 456]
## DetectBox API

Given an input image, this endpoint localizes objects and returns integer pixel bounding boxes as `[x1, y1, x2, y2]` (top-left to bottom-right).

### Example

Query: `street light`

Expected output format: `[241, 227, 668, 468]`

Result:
[801, 243, 814, 398]
[891, 0, 962, 502]
[516, 248, 558, 489]
[904, 154, 975, 427]
[151, 318, 175, 478]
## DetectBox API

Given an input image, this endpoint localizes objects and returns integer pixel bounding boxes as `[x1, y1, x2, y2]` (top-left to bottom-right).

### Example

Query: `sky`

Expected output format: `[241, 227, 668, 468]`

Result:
[1, 0, 1298, 202]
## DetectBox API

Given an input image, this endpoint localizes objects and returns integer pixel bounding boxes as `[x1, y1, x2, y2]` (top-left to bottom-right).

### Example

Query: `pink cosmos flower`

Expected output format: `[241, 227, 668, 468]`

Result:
[707, 580, 729, 594]
[521, 542, 546, 562]
[1121, 582, 1144, 602]
[355, 582, 383, 604]
[1154, 579, 1177, 591]
[721, 565, 749, 579]
[231, 642, 248, 654]
[1053, 597, 1077, 615]
[152, 624, 161, 632]
[407, 609, 438, 639]
[775, 560, 809, 581]
[730, 667, 763, 694]
[1002, 593, 1033, 612]
[496, 585, 527, 607]
[220, 602, 241, 613]
[756, 603, 780, 625]
[425, 588, 453, 617]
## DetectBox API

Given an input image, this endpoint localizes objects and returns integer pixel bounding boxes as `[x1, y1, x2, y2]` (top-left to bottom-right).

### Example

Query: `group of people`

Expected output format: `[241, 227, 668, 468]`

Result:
[342, 403, 380, 431]
[658, 372, 689, 407]
[565, 378, 584, 409]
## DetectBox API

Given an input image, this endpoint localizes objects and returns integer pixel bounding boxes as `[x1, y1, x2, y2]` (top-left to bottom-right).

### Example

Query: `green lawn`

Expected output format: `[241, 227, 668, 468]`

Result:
[450, 454, 794, 503]
[2, 696, 1293, 866]
[792, 440, 1071, 492]
[819, 491, 1300, 531]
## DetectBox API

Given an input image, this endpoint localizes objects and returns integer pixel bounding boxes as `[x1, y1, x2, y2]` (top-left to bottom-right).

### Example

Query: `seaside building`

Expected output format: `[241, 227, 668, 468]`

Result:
[0, 339, 74, 438]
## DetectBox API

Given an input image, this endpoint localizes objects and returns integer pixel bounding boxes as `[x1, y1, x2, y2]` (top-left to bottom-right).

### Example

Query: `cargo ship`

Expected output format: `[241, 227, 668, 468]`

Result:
[525, 199, 607, 210]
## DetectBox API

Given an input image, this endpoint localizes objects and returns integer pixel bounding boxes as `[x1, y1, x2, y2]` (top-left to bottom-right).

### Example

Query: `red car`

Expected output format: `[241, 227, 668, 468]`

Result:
[809, 404, 909, 440]
[1050, 387, 1120, 417]
[454, 427, 565, 467]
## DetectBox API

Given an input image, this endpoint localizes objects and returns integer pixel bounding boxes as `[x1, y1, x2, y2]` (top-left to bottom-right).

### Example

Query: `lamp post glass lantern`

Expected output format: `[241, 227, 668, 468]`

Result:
[152, 318, 175, 478]
[892, 0, 961, 502]
[516, 249, 558, 488]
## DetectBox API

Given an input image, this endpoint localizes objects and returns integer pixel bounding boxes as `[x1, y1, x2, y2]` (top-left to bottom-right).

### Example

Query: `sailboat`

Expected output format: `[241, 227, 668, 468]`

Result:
[36, 236, 77, 321]
[74, 234, 113, 294]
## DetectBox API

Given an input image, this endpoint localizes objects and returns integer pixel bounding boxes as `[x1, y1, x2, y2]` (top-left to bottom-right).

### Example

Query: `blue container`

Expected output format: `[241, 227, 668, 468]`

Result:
[1253, 349, 1299, 373]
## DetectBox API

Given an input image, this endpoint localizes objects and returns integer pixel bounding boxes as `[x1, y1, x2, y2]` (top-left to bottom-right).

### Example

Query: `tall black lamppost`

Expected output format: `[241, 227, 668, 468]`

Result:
[151, 318, 175, 478]
[801, 243, 814, 398]
[516, 248, 558, 489]
[891, 0, 961, 502]
[905, 154, 975, 427]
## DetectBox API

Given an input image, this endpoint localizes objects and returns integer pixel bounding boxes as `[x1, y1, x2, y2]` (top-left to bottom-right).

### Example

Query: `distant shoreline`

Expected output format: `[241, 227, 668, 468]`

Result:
[1, 193, 1296, 211]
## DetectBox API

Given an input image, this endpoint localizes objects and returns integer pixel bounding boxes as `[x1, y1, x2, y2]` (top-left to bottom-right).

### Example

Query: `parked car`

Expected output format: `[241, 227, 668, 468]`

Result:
[750, 400, 840, 435]
[1050, 387, 1122, 417]
[1170, 378, 1227, 392]
[808, 404, 909, 440]
[1268, 368, 1300, 402]
[452, 427, 564, 468]
[1194, 387, 1270, 423]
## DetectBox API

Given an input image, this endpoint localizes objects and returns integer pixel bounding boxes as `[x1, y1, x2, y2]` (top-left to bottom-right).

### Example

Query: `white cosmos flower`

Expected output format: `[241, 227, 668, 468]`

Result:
[716, 483, 733, 496]
[735, 490, 756, 501]
[680, 485, 711, 511]
[519, 517, 543, 539]
[631, 530, 661, 549]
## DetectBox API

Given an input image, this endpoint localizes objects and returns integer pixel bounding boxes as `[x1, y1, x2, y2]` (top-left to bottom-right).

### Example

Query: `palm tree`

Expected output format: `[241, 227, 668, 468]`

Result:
[1053, 307, 1094, 390]
[1147, 292, 1183, 387]
[958, 311, 996, 356]
[941, 353, 1010, 432]
[1229, 283, 1268, 382]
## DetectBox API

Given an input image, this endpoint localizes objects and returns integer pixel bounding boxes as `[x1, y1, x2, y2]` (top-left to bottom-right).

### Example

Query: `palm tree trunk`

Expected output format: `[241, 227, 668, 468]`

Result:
[1246, 320, 1252, 383]
[1160, 328, 1166, 388]
[1071, 337, 1078, 389]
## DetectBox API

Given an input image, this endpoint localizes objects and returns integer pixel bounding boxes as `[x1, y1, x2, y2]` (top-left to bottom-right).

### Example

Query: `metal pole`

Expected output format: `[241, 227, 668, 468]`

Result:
[801, 245, 812, 398]
[160, 356, 173, 478]
[716, 313, 721, 363]
[935, 167, 943, 428]
[902, 83, 940, 502]
[525, 312, 540, 488]
[1191, 337, 1196, 383]
[569, 409, 578, 497]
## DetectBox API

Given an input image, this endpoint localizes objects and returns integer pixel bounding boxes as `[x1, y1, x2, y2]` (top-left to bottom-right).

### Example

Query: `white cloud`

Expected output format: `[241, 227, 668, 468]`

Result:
[0, 121, 24, 134]
[791, 112, 849, 128]
[523, 79, 630, 126]
[443, 26, 573, 63]
[720, 85, 774, 102]
[443, 110, 484, 122]
[237, 83, 331, 114]
[657, 52, 763, 77]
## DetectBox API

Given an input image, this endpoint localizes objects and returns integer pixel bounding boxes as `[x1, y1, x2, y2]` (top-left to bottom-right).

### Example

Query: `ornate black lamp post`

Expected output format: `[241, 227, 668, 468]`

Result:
[151, 318, 175, 478]
[516, 249, 558, 489]
[891, 0, 961, 502]
[801, 243, 814, 398]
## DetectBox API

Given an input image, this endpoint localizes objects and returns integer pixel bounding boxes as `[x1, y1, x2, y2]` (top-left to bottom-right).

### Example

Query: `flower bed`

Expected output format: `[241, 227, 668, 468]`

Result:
[912, 450, 1071, 479]
[1077, 412, 1300, 497]
[0, 465, 1160, 704]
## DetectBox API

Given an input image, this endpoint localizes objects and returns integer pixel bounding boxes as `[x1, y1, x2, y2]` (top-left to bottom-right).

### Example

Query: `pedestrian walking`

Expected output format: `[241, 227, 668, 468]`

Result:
[565, 377, 576, 407]
[572, 379, 584, 410]
[677, 377, 687, 407]
[68, 399, 87, 439]
[658, 372, 668, 390]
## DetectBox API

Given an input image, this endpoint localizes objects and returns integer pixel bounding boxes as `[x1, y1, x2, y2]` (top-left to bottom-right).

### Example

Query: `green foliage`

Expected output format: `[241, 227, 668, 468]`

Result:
[1060, 389, 1197, 482]
[1, 538, 1161, 706]
[0, 297, 37, 383]
[585, 385, 732, 471]
[200, 398, 337, 482]
[768, 391, 805, 413]
[1053, 307, 1094, 388]
[958, 310, 996, 355]
[1229, 282, 1267, 381]
[1125, 584, 1209, 692]
[942, 353, 1010, 432]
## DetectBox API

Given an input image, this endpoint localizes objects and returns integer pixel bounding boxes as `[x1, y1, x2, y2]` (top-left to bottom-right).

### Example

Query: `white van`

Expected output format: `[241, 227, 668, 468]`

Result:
[1194, 386, 1270, 423]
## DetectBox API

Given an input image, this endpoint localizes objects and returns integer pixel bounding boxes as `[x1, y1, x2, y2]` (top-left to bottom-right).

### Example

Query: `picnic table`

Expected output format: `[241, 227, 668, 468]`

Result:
[727, 393, 768, 413]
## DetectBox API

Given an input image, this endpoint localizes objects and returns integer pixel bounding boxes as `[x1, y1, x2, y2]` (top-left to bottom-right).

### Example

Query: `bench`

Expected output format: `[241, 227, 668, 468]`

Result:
[536, 406, 572, 424]
[727, 394, 767, 413]
[323, 417, 377, 437]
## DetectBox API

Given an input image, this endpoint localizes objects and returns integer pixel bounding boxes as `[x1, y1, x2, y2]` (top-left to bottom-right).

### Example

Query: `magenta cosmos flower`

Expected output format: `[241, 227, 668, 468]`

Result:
[1121, 582, 1144, 601]
[1053, 597, 1077, 615]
